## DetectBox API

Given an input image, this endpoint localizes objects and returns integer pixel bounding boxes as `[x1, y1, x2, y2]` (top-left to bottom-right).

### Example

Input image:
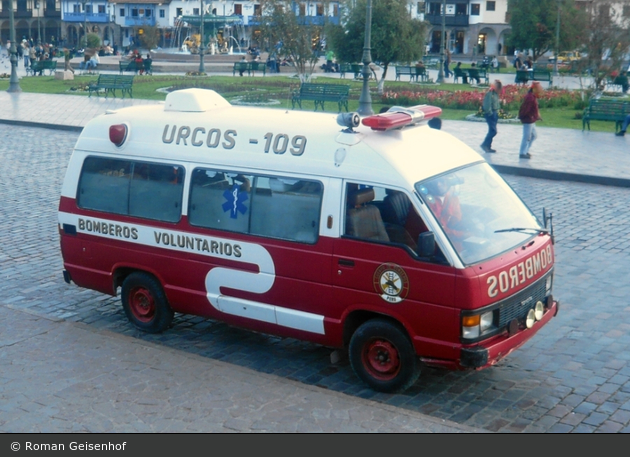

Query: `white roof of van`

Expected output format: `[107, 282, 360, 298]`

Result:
[75, 88, 483, 187]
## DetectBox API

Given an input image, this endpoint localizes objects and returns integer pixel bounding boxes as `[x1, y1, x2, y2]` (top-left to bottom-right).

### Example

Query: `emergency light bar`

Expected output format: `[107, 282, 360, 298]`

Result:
[362, 105, 442, 131]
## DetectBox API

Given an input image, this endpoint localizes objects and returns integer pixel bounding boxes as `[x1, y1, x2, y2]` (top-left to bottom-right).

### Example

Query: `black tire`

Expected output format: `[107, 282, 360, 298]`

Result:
[121, 272, 173, 334]
[349, 318, 420, 393]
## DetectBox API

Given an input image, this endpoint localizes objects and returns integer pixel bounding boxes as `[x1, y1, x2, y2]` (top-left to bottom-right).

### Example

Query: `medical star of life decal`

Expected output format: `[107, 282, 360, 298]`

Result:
[222, 184, 249, 219]
[373, 263, 409, 303]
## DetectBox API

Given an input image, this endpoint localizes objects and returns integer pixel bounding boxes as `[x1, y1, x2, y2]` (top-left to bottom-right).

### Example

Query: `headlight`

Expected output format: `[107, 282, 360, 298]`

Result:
[534, 301, 544, 320]
[545, 274, 553, 294]
[462, 311, 496, 340]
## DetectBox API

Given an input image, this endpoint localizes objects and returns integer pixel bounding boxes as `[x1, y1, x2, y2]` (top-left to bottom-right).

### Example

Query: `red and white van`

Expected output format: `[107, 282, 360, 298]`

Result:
[58, 88, 559, 392]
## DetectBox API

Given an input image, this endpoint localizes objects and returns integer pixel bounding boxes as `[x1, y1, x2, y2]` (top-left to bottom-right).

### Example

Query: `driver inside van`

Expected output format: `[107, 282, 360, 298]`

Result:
[423, 177, 465, 242]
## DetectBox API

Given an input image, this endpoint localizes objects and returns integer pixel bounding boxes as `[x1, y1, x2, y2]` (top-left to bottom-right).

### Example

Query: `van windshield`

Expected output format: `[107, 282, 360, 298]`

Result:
[416, 162, 542, 265]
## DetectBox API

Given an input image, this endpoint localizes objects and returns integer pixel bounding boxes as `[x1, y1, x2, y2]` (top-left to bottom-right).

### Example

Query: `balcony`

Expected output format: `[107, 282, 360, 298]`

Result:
[125, 16, 156, 27]
[248, 15, 339, 26]
[0, 9, 32, 18]
[64, 12, 109, 23]
[425, 14, 469, 27]
[44, 8, 61, 17]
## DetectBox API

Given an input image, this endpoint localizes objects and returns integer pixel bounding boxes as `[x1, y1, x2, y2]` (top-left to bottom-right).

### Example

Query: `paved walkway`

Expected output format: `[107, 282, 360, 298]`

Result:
[1, 88, 629, 187]
[0, 69, 628, 433]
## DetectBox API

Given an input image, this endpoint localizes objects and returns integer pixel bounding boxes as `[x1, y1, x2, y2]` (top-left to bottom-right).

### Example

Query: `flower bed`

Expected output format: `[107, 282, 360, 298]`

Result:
[381, 84, 585, 112]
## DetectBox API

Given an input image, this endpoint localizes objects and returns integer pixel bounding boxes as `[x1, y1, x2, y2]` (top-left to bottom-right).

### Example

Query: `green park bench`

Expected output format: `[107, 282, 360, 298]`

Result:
[582, 98, 630, 132]
[291, 83, 350, 112]
[119, 60, 139, 74]
[88, 74, 135, 99]
[26, 60, 57, 76]
[532, 69, 553, 87]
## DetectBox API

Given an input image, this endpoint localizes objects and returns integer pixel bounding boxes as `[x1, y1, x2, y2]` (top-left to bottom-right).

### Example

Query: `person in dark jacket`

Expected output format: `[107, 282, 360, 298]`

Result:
[517, 81, 543, 159]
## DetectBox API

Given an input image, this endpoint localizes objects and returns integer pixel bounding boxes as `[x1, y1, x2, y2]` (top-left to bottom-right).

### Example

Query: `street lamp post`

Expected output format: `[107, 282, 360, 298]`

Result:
[436, 0, 446, 83]
[357, 0, 373, 116]
[554, 0, 561, 76]
[7, 0, 22, 93]
[199, 0, 205, 72]
[81, 0, 88, 48]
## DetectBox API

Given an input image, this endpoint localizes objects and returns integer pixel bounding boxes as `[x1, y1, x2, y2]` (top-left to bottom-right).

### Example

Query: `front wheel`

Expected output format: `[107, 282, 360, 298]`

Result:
[349, 319, 420, 393]
[121, 272, 173, 333]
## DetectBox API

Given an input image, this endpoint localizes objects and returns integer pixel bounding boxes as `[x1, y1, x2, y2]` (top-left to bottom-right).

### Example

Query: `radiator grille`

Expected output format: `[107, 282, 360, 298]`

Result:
[497, 273, 550, 327]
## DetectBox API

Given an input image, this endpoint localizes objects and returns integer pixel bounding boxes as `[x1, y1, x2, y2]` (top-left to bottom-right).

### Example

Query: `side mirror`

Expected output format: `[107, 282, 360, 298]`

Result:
[417, 232, 435, 257]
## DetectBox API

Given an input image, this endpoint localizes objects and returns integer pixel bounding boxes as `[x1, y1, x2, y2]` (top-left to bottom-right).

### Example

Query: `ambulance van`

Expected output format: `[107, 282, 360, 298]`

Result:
[58, 88, 559, 392]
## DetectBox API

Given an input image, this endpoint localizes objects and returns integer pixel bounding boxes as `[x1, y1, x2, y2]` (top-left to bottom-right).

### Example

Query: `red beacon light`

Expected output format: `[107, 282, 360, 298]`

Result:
[361, 105, 442, 131]
[109, 124, 128, 147]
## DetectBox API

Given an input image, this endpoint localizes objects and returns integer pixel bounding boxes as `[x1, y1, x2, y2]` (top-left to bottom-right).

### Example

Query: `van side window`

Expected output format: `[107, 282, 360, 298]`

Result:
[189, 169, 323, 244]
[77, 157, 184, 223]
[344, 183, 444, 260]
[189, 169, 253, 233]
[251, 177, 323, 243]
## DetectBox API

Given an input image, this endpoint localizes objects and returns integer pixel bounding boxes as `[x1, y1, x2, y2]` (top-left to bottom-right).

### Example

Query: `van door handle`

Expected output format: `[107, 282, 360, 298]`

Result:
[338, 259, 354, 267]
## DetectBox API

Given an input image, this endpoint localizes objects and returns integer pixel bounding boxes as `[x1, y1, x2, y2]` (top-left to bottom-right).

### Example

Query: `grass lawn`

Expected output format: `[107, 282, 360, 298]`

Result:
[0, 73, 615, 132]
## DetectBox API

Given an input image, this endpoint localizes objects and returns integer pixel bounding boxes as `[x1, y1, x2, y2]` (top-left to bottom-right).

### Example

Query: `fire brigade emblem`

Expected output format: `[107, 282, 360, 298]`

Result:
[374, 263, 409, 303]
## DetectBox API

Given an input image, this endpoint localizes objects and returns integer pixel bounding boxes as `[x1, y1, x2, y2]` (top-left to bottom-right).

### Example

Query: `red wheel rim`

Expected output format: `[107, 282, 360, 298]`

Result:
[128, 286, 155, 323]
[361, 338, 401, 381]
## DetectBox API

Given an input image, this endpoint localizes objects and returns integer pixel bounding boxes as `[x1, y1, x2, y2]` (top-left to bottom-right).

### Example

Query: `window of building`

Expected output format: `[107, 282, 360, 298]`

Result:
[417, 2, 425, 15]
[193, 7, 199, 15]
[159, 9, 165, 18]
[471, 3, 480, 15]
[145, 9, 152, 17]
[131, 8, 138, 17]
[253, 4, 261, 15]
[78, 157, 185, 223]
[234, 3, 242, 15]
[316, 4, 324, 16]
[486, 1, 495, 12]
[298, 3, 305, 15]
[429, 2, 441, 15]
[119, 8, 125, 17]
[98, 4, 105, 14]
[85, 4, 92, 13]
[176, 7, 182, 16]
[456, 3, 466, 15]
[73, 4, 80, 13]
[189, 169, 323, 244]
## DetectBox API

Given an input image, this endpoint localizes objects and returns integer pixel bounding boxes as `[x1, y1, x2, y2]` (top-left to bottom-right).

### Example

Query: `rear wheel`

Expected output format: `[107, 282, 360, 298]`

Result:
[349, 319, 420, 393]
[121, 272, 173, 333]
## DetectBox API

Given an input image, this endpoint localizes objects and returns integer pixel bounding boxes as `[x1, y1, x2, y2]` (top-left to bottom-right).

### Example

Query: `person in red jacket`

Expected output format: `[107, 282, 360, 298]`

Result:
[518, 81, 543, 159]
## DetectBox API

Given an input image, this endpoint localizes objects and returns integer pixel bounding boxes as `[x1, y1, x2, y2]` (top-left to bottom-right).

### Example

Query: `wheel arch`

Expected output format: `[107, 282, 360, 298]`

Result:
[342, 310, 412, 349]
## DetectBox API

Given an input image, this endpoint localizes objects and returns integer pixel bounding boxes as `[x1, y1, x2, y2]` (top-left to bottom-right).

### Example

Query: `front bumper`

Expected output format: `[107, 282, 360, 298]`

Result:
[460, 299, 559, 369]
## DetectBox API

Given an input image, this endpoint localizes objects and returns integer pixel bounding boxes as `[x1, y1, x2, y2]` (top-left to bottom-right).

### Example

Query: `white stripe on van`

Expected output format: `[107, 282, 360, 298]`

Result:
[59, 212, 325, 334]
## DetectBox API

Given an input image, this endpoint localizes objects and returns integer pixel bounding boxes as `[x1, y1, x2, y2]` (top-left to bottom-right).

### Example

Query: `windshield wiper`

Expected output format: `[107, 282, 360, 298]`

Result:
[495, 227, 549, 235]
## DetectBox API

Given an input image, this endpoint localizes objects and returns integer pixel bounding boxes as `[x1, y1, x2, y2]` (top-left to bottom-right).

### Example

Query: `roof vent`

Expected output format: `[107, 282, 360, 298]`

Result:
[164, 88, 231, 112]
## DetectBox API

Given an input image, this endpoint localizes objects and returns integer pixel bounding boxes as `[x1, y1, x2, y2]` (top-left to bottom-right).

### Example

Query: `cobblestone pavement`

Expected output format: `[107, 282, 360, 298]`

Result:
[1, 124, 630, 433]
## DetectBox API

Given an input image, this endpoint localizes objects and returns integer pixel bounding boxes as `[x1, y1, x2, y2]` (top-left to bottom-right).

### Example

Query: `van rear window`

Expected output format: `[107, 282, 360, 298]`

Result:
[77, 156, 185, 223]
[189, 168, 323, 244]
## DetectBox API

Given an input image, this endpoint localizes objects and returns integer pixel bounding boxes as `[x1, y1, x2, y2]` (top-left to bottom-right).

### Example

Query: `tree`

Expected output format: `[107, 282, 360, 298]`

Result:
[507, 0, 585, 61]
[326, 0, 427, 94]
[578, 3, 630, 91]
[85, 33, 101, 50]
[137, 25, 161, 51]
[258, 0, 332, 82]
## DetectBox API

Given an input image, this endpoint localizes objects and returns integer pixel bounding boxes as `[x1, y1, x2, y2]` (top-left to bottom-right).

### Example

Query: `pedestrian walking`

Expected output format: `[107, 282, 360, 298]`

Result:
[63, 48, 74, 73]
[480, 80, 502, 153]
[615, 114, 630, 136]
[444, 49, 452, 78]
[517, 81, 543, 159]
[22, 41, 30, 68]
